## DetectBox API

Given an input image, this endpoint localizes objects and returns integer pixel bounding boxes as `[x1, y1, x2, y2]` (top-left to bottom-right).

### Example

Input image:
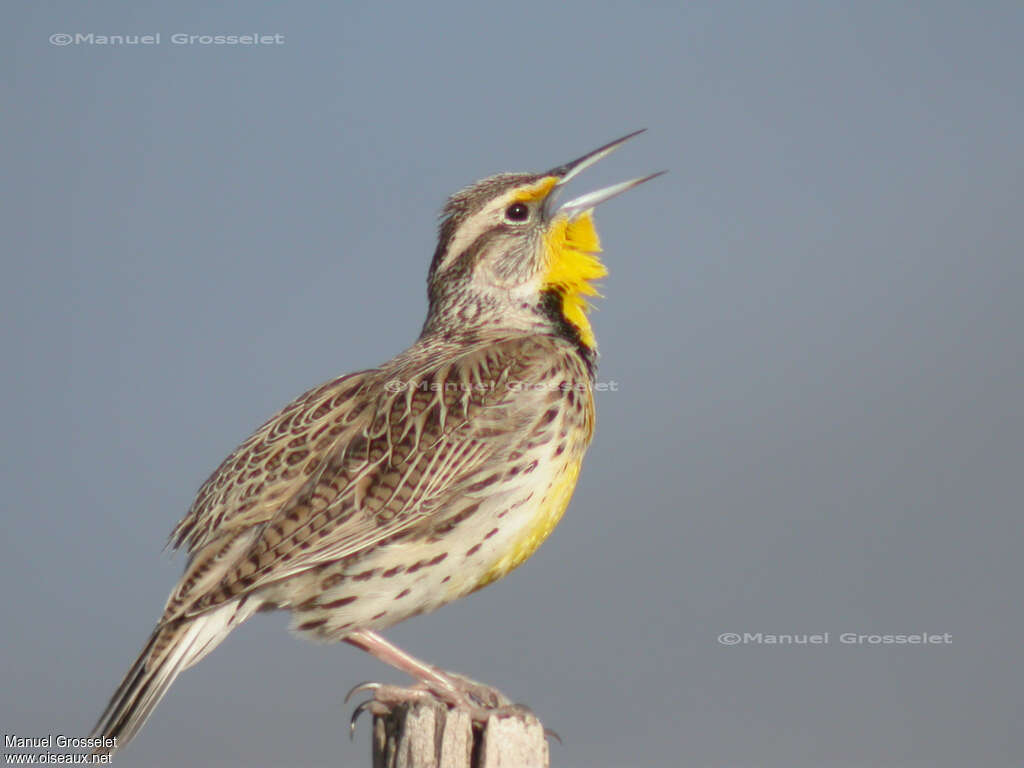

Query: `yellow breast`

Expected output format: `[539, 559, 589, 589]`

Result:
[474, 458, 582, 591]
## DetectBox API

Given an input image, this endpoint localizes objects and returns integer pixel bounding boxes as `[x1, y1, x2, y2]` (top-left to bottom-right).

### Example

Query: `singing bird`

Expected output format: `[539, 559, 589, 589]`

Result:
[91, 131, 661, 756]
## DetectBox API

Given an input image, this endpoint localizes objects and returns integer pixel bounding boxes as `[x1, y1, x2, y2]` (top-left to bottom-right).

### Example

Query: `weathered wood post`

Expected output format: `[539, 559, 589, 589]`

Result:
[369, 700, 550, 768]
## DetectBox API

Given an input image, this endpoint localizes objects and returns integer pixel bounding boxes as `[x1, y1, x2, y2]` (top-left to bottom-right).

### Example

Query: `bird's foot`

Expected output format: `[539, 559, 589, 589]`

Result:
[346, 672, 535, 737]
[430, 668, 517, 711]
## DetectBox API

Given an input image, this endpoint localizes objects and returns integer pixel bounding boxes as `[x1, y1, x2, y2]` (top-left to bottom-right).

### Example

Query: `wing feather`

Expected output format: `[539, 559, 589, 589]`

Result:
[164, 336, 576, 621]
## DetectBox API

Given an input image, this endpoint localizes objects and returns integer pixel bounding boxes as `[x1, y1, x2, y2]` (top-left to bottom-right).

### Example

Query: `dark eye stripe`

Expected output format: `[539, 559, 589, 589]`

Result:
[444, 228, 504, 278]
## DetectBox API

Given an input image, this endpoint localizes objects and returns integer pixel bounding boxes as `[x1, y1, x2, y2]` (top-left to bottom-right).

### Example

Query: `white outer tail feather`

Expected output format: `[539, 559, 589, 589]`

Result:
[91, 598, 259, 755]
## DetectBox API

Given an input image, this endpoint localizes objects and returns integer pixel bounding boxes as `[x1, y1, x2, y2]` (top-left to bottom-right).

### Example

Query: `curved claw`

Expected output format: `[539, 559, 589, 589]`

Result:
[510, 701, 559, 743]
[349, 699, 376, 740]
[348, 700, 372, 741]
[345, 680, 382, 704]
[543, 726, 562, 745]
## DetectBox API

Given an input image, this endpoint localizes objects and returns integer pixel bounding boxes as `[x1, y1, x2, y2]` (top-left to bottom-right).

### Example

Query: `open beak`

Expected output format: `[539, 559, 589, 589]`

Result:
[544, 129, 666, 220]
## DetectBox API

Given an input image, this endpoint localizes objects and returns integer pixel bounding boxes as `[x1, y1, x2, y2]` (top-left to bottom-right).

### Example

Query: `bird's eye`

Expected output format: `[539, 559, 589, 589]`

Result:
[504, 203, 530, 222]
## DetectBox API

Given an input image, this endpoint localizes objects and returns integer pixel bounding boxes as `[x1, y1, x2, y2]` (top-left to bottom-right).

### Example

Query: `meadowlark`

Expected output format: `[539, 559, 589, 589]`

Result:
[91, 131, 661, 756]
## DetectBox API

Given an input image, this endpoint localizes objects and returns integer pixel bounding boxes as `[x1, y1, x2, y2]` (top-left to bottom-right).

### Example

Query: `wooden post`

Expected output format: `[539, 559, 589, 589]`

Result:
[370, 700, 550, 768]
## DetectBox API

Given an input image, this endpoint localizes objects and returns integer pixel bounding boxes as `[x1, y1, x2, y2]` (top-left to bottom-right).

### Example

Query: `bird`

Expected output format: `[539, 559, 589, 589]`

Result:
[90, 130, 662, 757]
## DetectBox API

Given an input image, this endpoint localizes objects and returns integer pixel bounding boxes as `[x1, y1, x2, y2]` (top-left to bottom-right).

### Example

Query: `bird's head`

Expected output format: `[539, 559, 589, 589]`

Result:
[424, 131, 662, 357]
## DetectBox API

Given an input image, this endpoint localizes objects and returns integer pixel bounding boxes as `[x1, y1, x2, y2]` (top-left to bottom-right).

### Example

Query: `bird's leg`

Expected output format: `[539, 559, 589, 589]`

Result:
[343, 629, 521, 722]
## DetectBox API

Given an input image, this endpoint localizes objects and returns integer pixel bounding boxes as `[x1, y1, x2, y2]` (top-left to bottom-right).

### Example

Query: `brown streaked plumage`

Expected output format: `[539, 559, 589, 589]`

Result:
[91, 132, 661, 757]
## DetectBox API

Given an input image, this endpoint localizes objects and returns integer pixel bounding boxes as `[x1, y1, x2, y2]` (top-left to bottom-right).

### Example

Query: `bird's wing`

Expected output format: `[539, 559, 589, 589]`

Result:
[169, 371, 374, 554]
[163, 336, 572, 621]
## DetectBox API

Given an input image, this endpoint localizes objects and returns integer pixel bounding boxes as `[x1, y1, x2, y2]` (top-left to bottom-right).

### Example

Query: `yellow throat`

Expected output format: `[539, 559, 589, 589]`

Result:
[512, 175, 607, 350]
[543, 210, 607, 349]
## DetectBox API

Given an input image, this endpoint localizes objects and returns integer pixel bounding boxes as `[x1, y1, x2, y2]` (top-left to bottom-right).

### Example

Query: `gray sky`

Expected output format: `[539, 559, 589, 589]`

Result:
[4, 3, 1023, 767]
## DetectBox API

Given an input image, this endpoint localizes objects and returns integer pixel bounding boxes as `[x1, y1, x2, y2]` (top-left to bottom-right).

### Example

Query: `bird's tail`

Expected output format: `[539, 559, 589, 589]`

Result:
[91, 598, 258, 757]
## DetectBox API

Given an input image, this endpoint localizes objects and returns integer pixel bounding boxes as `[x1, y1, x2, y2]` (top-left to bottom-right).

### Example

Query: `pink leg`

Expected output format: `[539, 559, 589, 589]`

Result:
[343, 629, 519, 723]
[343, 629, 463, 699]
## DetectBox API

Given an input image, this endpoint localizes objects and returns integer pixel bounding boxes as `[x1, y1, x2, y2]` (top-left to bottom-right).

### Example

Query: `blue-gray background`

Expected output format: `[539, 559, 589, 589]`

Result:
[4, 3, 1022, 767]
